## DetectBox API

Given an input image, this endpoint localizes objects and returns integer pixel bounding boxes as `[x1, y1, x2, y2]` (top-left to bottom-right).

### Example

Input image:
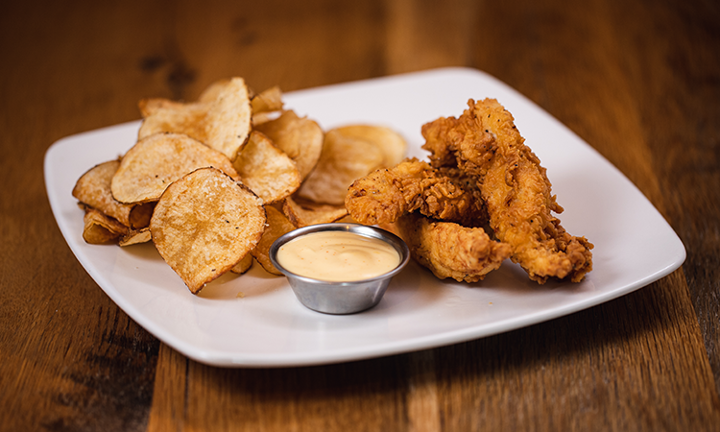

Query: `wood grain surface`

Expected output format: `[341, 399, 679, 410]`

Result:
[2, 0, 719, 430]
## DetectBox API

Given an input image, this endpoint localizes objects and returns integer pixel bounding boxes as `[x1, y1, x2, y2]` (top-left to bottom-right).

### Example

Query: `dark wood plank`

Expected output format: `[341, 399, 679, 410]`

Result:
[0, 1, 167, 430]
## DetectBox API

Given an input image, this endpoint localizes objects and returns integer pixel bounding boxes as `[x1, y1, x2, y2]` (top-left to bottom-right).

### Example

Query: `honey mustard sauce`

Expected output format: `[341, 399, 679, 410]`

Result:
[276, 231, 400, 282]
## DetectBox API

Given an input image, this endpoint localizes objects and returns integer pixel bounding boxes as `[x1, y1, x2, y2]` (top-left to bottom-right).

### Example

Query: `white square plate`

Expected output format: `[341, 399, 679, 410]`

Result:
[44, 68, 686, 367]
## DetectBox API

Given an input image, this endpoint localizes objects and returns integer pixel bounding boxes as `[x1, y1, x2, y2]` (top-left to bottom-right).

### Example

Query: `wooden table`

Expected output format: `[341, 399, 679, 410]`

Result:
[2, 0, 720, 430]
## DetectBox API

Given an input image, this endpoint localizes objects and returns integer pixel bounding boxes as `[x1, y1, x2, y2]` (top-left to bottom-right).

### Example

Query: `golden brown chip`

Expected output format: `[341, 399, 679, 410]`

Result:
[296, 127, 388, 205]
[233, 131, 301, 204]
[230, 253, 254, 275]
[282, 196, 348, 227]
[251, 206, 297, 275]
[150, 167, 266, 294]
[201, 84, 283, 126]
[72, 160, 152, 229]
[111, 132, 239, 204]
[197, 79, 231, 103]
[251, 86, 283, 114]
[129, 203, 156, 229]
[138, 77, 252, 160]
[332, 125, 407, 167]
[254, 110, 323, 180]
[82, 208, 129, 244]
[119, 227, 152, 247]
[138, 98, 187, 118]
[251, 112, 276, 127]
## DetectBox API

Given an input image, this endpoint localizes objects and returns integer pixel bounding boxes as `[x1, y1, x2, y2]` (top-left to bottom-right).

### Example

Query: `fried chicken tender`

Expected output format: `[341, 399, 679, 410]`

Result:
[421, 98, 593, 283]
[386, 213, 511, 283]
[345, 158, 486, 226]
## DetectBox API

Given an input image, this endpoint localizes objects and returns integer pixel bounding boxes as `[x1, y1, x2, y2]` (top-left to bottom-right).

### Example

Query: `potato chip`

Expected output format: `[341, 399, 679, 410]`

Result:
[331, 125, 407, 167]
[296, 125, 407, 205]
[72, 160, 153, 229]
[119, 227, 152, 247]
[197, 79, 231, 103]
[199, 81, 282, 125]
[251, 86, 283, 114]
[251, 206, 296, 275]
[295, 128, 385, 205]
[138, 98, 186, 117]
[254, 110, 323, 180]
[282, 196, 348, 227]
[82, 208, 129, 244]
[111, 132, 239, 204]
[230, 253, 254, 275]
[137, 98, 209, 144]
[233, 131, 301, 204]
[138, 77, 252, 160]
[150, 167, 266, 293]
[251, 112, 276, 127]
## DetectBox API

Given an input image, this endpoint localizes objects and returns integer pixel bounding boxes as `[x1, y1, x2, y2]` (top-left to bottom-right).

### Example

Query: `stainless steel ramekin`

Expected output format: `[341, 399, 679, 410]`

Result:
[269, 223, 410, 314]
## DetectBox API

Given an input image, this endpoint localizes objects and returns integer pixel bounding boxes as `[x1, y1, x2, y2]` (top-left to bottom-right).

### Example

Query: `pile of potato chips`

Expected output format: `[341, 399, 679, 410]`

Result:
[72, 77, 406, 293]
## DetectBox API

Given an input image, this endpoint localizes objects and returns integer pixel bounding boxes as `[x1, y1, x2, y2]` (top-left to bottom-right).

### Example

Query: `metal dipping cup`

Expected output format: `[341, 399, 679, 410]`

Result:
[269, 223, 410, 315]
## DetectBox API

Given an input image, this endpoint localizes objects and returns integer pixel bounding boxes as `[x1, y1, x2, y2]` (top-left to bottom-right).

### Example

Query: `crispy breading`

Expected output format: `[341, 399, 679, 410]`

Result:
[345, 158, 486, 226]
[387, 213, 511, 283]
[421, 98, 593, 283]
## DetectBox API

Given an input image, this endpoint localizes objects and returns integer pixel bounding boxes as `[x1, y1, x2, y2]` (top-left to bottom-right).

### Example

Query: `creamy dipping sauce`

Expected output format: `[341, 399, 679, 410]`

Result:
[276, 231, 400, 282]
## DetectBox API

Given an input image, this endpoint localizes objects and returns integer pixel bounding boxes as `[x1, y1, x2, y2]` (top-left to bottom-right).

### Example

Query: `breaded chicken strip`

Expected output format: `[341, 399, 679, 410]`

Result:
[386, 213, 511, 283]
[345, 158, 486, 226]
[421, 98, 593, 283]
